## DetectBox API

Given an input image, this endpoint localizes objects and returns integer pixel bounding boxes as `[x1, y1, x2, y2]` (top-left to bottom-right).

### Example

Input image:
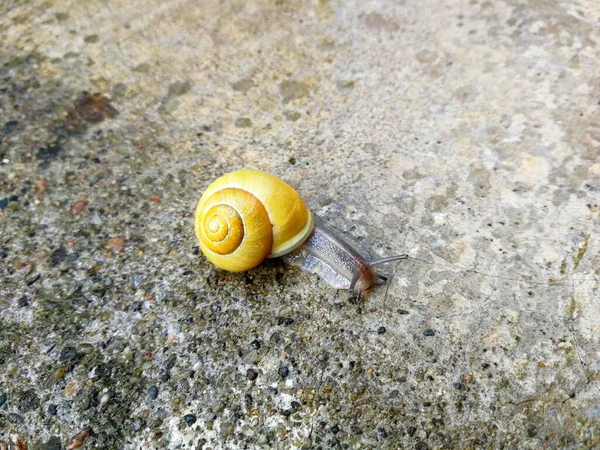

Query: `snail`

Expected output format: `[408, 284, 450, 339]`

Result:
[194, 169, 408, 294]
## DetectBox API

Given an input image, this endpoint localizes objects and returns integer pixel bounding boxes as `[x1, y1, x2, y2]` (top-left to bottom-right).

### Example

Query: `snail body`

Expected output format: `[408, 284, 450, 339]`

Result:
[194, 169, 407, 292]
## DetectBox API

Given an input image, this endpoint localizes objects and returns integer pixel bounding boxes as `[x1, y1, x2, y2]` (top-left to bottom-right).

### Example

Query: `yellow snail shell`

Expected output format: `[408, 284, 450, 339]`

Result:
[194, 169, 315, 272]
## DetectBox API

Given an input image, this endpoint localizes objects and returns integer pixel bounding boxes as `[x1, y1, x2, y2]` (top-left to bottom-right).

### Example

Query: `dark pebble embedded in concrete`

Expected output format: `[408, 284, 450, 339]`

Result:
[47, 404, 58, 415]
[36, 436, 62, 450]
[249, 340, 261, 349]
[8, 413, 24, 424]
[377, 427, 388, 438]
[0, 392, 7, 408]
[0, 194, 19, 210]
[377, 326, 386, 335]
[278, 366, 290, 378]
[83, 390, 99, 409]
[246, 368, 258, 380]
[423, 329, 436, 336]
[454, 382, 463, 390]
[37, 142, 62, 160]
[278, 316, 295, 326]
[415, 442, 429, 450]
[3, 120, 19, 133]
[148, 385, 159, 400]
[26, 274, 41, 286]
[19, 389, 40, 412]
[163, 354, 177, 371]
[59, 346, 78, 363]
[50, 246, 67, 266]
[183, 414, 197, 426]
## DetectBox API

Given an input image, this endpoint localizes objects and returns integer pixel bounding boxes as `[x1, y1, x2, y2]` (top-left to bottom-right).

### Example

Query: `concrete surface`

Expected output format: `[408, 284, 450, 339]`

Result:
[1, 0, 599, 448]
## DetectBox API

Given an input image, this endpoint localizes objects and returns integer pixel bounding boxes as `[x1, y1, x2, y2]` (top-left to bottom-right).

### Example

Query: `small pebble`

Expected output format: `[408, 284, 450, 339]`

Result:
[25, 274, 40, 286]
[35, 179, 48, 197]
[37, 143, 62, 160]
[147, 386, 159, 400]
[60, 346, 78, 363]
[50, 246, 67, 266]
[3, 120, 19, 134]
[132, 274, 144, 288]
[377, 326, 386, 335]
[19, 389, 40, 412]
[246, 368, 258, 381]
[183, 414, 197, 426]
[270, 332, 281, 344]
[16, 263, 33, 277]
[8, 413, 24, 424]
[39, 436, 61, 450]
[423, 329, 436, 336]
[47, 404, 58, 415]
[453, 382, 463, 390]
[67, 252, 79, 262]
[71, 200, 88, 214]
[278, 316, 295, 326]
[220, 421, 235, 436]
[163, 354, 177, 371]
[377, 427, 388, 438]
[278, 366, 290, 378]
[105, 236, 126, 252]
[249, 340, 261, 350]
[0, 392, 7, 408]
[0, 195, 19, 210]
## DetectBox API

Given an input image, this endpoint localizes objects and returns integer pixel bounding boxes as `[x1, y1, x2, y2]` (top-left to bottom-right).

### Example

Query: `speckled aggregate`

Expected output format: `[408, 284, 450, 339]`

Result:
[0, 0, 599, 449]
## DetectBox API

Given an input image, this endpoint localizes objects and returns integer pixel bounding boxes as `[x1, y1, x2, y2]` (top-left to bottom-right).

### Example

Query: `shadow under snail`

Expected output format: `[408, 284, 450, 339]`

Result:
[194, 169, 408, 294]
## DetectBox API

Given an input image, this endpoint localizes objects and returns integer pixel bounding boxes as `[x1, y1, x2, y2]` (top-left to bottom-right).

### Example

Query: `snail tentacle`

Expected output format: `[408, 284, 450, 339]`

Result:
[349, 271, 361, 293]
[369, 254, 409, 266]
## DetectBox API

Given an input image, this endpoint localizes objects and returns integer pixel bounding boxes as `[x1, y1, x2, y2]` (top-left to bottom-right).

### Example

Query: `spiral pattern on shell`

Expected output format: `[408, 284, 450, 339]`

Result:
[195, 169, 315, 272]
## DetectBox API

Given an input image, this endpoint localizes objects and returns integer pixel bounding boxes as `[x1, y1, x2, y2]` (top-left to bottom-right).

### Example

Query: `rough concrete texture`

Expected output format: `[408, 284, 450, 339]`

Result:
[0, 0, 599, 448]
